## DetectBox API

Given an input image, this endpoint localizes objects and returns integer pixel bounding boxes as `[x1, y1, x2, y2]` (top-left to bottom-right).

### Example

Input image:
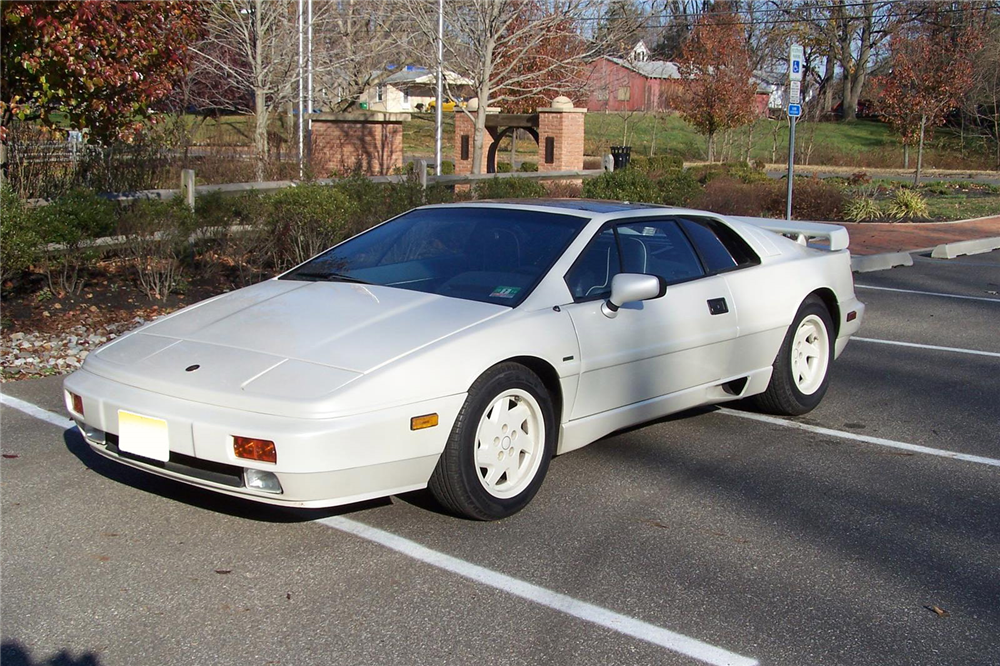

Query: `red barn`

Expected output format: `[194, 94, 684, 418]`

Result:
[586, 56, 683, 113]
[587, 54, 772, 116]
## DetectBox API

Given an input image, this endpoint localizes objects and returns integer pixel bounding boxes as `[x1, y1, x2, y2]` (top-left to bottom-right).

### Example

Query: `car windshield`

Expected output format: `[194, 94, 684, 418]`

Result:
[280, 207, 588, 306]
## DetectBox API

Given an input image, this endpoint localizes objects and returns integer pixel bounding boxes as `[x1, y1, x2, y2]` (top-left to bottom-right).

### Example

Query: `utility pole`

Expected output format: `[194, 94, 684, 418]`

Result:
[435, 0, 444, 176]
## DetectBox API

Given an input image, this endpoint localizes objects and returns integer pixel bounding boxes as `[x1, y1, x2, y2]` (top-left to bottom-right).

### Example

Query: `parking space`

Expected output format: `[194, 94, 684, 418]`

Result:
[2, 250, 998, 666]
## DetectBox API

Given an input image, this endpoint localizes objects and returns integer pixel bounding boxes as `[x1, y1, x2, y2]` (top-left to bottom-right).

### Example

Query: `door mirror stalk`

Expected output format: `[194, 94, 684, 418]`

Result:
[602, 274, 666, 318]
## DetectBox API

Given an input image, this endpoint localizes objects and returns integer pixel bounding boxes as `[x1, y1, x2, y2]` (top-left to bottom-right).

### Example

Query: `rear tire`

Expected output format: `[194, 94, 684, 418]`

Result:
[429, 363, 555, 520]
[752, 295, 834, 416]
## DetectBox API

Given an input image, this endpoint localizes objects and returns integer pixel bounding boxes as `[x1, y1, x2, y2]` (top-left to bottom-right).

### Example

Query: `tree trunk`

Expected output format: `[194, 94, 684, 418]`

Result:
[915, 113, 926, 187]
[707, 131, 714, 163]
[254, 89, 268, 182]
[471, 102, 488, 175]
[821, 55, 835, 114]
[510, 130, 517, 169]
[903, 144, 909, 169]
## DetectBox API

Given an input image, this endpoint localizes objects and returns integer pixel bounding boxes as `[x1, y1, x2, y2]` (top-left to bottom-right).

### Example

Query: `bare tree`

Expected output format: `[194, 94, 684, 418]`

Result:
[319, 0, 410, 111]
[793, 1, 918, 122]
[193, 0, 302, 181]
[403, 0, 619, 174]
[193, 0, 395, 180]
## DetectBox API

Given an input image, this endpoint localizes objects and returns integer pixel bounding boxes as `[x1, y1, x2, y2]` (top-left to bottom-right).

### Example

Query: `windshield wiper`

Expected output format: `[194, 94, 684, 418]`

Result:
[286, 271, 371, 284]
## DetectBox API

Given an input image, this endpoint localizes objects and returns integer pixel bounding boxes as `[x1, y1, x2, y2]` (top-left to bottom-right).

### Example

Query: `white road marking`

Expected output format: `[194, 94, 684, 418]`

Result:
[1, 393, 76, 429]
[318, 515, 758, 666]
[855, 284, 1000, 303]
[4, 392, 758, 666]
[717, 408, 1000, 468]
[853, 337, 1000, 359]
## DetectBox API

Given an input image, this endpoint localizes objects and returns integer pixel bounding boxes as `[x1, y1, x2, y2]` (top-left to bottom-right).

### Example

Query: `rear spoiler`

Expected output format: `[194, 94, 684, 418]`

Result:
[733, 217, 850, 252]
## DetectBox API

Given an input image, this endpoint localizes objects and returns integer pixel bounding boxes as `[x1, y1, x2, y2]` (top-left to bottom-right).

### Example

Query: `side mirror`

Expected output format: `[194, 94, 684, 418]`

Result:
[602, 273, 666, 318]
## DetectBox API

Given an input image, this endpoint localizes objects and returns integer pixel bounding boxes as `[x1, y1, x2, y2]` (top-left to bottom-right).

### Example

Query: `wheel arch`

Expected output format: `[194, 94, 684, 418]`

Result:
[502, 355, 563, 437]
[807, 288, 840, 338]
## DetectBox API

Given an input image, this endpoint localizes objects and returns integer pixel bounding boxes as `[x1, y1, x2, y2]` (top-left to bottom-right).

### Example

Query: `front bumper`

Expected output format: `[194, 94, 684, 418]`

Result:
[64, 369, 465, 508]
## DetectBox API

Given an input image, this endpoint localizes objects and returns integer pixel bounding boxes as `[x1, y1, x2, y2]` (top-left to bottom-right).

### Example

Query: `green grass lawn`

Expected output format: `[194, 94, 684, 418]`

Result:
[924, 194, 1000, 221]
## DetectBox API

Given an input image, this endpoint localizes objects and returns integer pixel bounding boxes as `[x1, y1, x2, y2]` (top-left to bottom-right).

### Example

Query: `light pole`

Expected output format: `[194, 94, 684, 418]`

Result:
[435, 0, 444, 176]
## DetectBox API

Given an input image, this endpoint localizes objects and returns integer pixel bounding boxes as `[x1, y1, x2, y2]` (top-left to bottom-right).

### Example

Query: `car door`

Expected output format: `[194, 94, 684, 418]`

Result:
[562, 218, 740, 420]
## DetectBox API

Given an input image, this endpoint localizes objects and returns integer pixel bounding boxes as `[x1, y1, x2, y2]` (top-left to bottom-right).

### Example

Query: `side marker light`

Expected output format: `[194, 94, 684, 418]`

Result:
[410, 414, 439, 431]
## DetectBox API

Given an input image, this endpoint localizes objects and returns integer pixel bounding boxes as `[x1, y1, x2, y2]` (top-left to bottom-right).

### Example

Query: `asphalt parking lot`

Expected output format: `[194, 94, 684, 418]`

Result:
[2, 250, 998, 666]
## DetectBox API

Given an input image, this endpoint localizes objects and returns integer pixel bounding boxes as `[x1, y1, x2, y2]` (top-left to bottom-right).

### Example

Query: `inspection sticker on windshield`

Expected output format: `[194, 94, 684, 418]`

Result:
[490, 286, 521, 299]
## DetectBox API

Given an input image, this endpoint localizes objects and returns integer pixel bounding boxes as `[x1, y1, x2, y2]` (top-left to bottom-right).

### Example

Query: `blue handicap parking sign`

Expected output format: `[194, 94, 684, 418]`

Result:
[788, 104, 802, 117]
[792, 61, 801, 74]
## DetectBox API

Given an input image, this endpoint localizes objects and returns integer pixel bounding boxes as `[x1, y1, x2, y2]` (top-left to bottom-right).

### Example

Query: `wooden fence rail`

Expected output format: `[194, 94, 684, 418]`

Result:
[25, 156, 616, 208]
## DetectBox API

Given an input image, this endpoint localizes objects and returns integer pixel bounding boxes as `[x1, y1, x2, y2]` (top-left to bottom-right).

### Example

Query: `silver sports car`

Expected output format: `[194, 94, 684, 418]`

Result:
[64, 200, 864, 519]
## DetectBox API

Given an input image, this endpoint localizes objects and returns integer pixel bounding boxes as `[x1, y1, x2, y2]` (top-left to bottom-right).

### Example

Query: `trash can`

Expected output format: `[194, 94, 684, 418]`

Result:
[610, 145, 631, 170]
[359, 102, 369, 110]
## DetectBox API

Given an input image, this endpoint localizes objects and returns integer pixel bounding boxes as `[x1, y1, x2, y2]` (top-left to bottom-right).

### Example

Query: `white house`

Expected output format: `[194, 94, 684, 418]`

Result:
[359, 66, 473, 113]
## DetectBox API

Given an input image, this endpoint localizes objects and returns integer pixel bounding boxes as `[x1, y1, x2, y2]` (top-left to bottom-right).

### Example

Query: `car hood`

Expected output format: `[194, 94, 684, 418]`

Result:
[85, 279, 507, 413]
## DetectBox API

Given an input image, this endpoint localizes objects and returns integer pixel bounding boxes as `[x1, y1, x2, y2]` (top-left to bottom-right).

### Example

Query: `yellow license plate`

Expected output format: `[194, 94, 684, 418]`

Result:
[118, 410, 170, 462]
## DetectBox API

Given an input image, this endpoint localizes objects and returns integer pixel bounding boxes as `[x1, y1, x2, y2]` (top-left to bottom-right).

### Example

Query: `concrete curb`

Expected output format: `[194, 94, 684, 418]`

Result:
[852, 251, 914, 273]
[930, 236, 1000, 259]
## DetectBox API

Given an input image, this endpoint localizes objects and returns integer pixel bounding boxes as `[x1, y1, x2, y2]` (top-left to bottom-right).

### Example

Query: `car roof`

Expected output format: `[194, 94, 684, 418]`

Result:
[419, 199, 674, 217]
[471, 199, 672, 213]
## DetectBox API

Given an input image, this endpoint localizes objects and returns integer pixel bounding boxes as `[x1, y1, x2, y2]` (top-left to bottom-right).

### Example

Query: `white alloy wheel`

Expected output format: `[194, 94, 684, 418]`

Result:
[790, 314, 830, 395]
[474, 388, 545, 499]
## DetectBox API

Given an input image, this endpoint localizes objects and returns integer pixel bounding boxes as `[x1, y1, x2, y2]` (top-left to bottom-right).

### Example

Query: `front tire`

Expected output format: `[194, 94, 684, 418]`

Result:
[429, 363, 555, 520]
[752, 296, 834, 416]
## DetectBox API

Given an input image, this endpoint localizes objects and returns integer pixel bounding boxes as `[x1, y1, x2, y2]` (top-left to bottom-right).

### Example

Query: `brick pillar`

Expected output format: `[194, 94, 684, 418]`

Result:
[453, 100, 500, 174]
[310, 112, 410, 177]
[537, 96, 586, 172]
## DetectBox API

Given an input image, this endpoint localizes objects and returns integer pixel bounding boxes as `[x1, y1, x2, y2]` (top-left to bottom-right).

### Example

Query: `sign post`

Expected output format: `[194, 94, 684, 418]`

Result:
[786, 45, 804, 221]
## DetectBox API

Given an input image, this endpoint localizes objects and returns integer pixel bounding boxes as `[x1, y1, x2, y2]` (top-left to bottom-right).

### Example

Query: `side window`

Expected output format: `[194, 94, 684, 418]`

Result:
[617, 220, 704, 284]
[680, 217, 760, 272]
[566, 228, 621, 300]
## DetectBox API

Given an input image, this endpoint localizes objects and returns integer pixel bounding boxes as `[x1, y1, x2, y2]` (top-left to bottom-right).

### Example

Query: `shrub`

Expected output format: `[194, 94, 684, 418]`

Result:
[545, 180, 583, 198]
[692, 177, 775, 217]
[844, 196, 883, 223]
[0, 184, 41, 286]
[440, 160, 455, 175]
[887, 188, 929, 221]
[267, 183, 357, 270]
[496, 161, 513, 173]
[518, 161, 538, 172]
[119, 198, 197, 299]
[848, 171, 871, 187]
[688, 161, 768, 185]
[583, 168, 660, 204]
[196, 191, 273, 286]
[790, 177, 845, 220]
[631, 154, 684, 174]
[657, 170, 701, 206]
[473, 176, 547, 200]
[33, 188, 117, 295]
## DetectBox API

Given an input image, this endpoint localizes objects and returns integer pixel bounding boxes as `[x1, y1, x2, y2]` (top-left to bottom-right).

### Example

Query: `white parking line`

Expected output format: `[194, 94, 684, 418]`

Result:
[717, 408, 1000, 468]
[853, 337, 1000, 359]
[0, 393, 76, 429]
[855, 284, 1000, 303]
[3, 392, 759, 666]
[319, 516, 758, 666]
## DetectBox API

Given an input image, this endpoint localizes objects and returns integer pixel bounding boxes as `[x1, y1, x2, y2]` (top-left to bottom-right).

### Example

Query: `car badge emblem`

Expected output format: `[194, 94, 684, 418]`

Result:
[185, 364, 200, 372]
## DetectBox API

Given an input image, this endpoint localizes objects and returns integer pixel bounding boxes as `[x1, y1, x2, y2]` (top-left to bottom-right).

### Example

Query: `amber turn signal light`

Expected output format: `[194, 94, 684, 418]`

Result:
[233, 436, 277, 464]
[68, 391, 84, 417]
[410, 413, 439, 430]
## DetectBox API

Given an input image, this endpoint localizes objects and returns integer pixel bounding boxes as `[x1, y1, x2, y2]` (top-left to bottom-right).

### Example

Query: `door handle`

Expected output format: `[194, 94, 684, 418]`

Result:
[707, 298, 728, 315]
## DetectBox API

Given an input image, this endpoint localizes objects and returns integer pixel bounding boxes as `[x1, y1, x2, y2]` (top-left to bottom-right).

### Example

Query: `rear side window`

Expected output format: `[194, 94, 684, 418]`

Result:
[680, 217, 760, 271]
